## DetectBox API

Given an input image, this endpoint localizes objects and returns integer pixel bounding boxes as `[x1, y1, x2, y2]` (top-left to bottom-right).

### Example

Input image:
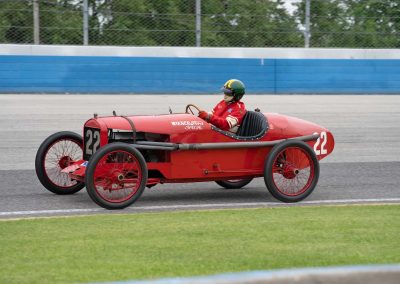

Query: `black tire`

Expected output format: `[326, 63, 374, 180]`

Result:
[215, 178, 253, 189]
[264, 140, 319, 202]
[35, 131, 85, 195]
[85, 143, 148, 209]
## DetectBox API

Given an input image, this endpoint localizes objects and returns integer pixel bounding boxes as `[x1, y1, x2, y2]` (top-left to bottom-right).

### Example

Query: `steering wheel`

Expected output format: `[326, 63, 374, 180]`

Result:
[185, 104, 202, 115]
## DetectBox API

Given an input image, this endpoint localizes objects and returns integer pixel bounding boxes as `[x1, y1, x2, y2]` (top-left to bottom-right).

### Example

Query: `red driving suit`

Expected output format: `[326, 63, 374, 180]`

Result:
[209, 100, 246, 133]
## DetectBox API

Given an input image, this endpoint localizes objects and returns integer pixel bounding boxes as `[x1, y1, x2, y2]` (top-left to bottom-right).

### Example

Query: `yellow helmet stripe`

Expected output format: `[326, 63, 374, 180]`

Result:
[226, 79, 234, 88]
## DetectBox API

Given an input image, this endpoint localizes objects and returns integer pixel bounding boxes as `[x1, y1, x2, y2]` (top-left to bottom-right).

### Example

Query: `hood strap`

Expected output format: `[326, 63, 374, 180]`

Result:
[121, 116, 137, 143]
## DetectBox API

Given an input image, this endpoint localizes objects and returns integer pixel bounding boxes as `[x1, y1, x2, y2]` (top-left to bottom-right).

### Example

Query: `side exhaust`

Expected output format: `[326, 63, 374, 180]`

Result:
[130, 133, 319, 151]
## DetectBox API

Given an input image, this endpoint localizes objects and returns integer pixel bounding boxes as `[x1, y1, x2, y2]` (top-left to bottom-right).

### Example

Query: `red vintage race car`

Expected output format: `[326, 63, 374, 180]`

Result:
[35, 104, 334, 209]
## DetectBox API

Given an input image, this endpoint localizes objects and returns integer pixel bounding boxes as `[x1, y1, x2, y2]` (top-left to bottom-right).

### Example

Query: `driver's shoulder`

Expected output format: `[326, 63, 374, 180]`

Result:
[214, 100, 226, 109]
[233, 100, 246, 110]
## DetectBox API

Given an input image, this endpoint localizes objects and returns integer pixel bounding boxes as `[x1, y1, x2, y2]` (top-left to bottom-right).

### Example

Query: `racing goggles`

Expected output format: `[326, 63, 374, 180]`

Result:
[222, 87, 233, 96]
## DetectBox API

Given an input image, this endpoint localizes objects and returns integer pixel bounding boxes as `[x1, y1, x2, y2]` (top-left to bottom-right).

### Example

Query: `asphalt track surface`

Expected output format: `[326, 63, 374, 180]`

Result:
[0, 95, 399, 219]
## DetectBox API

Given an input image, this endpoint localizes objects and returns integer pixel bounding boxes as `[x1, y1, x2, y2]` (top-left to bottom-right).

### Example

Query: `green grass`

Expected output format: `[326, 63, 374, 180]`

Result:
[1, 205, 399, 283]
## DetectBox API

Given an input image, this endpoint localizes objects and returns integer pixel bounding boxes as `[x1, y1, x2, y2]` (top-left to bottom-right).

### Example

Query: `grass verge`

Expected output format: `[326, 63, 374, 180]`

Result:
[1, 205, 399, 283]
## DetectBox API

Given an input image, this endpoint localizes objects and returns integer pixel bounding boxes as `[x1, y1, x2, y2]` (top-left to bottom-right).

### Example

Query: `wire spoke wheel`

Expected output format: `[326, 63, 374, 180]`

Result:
[264, 140, 319, 202]
[35, 131, 85, 195]
[93, 150, 142, 203]
[44, 139, 81, 188]
[272, 147, 314, 196]
[85, 143, 148, 209]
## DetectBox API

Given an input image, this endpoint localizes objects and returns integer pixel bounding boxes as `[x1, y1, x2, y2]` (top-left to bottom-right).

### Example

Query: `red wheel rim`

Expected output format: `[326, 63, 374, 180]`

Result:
[271, 147, 315, 196]
[93, 150, 142, 203]
[44, 139, 82, 188]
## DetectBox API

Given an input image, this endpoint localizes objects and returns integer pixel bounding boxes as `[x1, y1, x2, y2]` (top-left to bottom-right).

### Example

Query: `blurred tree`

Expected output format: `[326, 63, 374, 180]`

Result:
[0, 0, 398, 48]
[0, 1, 33, 44]
[295, 0, 400, 48]
[346, 0, 400, 48]
[0, 0, 83, 45]
[201, 0, 303, 47]
[295, 0, 347, 47]
[92, 0, 196, 46]
[40, 0, 83, 45]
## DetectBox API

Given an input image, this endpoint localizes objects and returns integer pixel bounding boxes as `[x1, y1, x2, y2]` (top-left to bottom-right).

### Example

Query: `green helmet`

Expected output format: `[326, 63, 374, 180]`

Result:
[222, 79, 246, 101]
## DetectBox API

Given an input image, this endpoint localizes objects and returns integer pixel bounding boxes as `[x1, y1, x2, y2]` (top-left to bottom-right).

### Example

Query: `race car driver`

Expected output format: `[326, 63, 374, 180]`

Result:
[198, 79, 247, 133]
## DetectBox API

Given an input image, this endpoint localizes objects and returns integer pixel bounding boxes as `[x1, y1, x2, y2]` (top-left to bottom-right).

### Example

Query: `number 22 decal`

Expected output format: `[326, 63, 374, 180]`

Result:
[314, 131, 328, 155]
[85, 129, 100, 156]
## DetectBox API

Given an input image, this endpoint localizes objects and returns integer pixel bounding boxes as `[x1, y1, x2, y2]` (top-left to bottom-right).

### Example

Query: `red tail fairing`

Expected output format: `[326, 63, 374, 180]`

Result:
[266, 113, 334, 161]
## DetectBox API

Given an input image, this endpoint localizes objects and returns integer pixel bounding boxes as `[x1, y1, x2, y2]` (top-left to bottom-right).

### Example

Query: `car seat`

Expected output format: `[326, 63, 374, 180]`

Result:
[211, 110, 269, 140]
[236, 111, 268, 139]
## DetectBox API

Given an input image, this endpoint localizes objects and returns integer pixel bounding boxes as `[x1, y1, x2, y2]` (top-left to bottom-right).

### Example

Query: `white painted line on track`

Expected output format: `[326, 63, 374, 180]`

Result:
[299, 197, 400, 204]
[0, 208, 102, 216]
[130, 198, 400, 210]
[1, 198, 400, 217]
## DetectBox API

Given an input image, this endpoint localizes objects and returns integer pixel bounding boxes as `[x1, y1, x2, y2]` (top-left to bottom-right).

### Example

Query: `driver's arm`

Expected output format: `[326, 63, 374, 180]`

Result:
[209, 115, 236, 131]
[198, 110, 232, 130]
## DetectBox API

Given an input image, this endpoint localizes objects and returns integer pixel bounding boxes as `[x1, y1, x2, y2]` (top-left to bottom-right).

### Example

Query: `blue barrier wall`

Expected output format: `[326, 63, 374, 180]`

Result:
[0, 54, 399, 94]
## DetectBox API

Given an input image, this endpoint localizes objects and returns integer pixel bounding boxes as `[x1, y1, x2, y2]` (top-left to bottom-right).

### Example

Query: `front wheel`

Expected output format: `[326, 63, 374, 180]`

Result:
[85, 143, 148, 209]
[264, 140, 319, 202]
[215, 178, 253, 189]
[35, 131, 85, 195]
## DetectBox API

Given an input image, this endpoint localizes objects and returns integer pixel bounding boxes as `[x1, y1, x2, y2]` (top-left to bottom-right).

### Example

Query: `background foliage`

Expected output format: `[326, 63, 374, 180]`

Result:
[0, 0, 399, 48]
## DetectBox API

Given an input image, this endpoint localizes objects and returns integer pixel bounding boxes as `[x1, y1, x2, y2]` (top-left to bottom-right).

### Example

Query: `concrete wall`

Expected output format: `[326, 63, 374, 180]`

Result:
[1, 44, 399, 94]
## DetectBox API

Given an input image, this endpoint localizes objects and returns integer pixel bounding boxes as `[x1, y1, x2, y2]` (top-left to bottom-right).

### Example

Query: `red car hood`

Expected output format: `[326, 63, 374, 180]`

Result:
[85, 113, 212, 134]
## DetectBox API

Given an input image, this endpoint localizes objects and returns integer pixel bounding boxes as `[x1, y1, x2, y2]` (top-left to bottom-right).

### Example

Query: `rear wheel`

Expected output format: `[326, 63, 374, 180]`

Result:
[215, 178, 253, 189]
[35, 131, 85, 195]
[85, 143, 148, 209]
[264, 140, 319, 202]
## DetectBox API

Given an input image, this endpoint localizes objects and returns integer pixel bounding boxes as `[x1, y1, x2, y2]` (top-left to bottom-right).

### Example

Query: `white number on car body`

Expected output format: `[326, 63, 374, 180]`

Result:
[93, 131, 100, 153]
[314, 131, 328, 155]
[85, 128, 100, 157]
[85, 130, 92, 155]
